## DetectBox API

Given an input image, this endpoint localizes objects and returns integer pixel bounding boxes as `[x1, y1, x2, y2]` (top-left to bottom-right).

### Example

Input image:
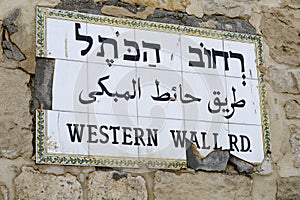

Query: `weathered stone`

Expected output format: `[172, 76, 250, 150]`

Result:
[269, 67, 300, 94]
[88, 171, 147, 200]
[186, 139, 229, 171]
[2, 9, 19, 27]
[101, 5, 155, 19]
[148, 10, 256, 34]
[120, 0, 189, 12]
[256, 154, 273, 175]
[281, 0, 300, 9]
[0, 68, 32, 159]
[289, 124, 300, 168]
[260, 8, 300, 66]
[277, 177, 300, 200]
[229, 155, 254, 173]
[154, 171, 252, 200]
[3, 42, 26, 61]
[15, 166, 83, 199]
[202, 0, 252, 19]
[252, 173, 277, 200]
[0, 157, 32, 200]
[0, 185, 8, 200]
[186, 0, 204, 18]
[33, 58, 54, 110]
[285, 100, 300, 119]
[102, 0, 147, 14]
[56, 0, 100, 14]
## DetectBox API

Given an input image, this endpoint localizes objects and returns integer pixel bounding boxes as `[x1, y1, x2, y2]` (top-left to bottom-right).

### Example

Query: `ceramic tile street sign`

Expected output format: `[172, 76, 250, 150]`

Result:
[35, 7, 270, 169]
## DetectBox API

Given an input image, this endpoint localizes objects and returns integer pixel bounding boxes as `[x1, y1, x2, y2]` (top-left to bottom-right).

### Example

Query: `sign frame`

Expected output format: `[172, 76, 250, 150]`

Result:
[35, 7, 270, 169]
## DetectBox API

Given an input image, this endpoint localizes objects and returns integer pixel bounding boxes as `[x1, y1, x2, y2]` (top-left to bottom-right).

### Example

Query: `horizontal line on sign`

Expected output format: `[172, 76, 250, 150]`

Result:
[51, 58, 259, 81]
[50, 109, 262, 127]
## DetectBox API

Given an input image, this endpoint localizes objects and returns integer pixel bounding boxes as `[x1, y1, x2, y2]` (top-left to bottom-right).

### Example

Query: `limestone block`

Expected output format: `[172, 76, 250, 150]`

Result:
[289, 124, 300, 168]
[260, 8, 300, 67]
[120, 0, 189, 12]
[0, 68, 32, 159]
[285, 100, 300, 119]
[186, 0, 204, 18]
[269, 67, 300, 94]
[202, 0, 252, 19]
[0, 185, 8, 200]
[15, 167, 82, 200]
[154, 171, 252, 200]
[88, 171, 147, 200]
[277, 177, 300, 200]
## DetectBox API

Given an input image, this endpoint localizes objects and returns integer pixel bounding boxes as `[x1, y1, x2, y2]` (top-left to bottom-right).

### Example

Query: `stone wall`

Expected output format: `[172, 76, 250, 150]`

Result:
[0, 0, 299, 199]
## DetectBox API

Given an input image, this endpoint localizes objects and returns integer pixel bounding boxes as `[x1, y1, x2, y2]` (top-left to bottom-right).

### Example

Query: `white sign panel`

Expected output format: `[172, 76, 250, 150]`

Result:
[36, 7, 270, 169]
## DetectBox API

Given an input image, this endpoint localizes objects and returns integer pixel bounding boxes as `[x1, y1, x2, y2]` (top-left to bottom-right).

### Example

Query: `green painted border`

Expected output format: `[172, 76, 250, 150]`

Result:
[35, 7, 270, 167]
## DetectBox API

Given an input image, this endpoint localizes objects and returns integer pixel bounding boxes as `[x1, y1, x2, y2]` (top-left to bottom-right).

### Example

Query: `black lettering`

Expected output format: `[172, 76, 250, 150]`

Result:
[190, 131, 200, 148]
[122, 126, 133, 145]
[99, 125, 109, 144]
[213, 133, 222, 150]
[110, 126, 120, 144]
[240, 135, 251, 152]
[147, 129, 158, 146]
[133, 128, 145, 146]
[87, 125, 98, 143]
[228, 134, 239, 152]
[201, 132, 210, 149]
[66, 123, 85, 143]
[170, 130, 186, 148]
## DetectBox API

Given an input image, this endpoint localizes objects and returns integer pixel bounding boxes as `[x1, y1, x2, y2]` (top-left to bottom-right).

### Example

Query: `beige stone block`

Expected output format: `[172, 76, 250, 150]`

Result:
[252, 174, 277, 200]
[268, 67, 300, 94]
[120, 0, 189, 12]
[88, 171, 147, 200]
[277, 177, 300, 200]
[0, 157, 32, 200]
[186, 0, 204, 18]
[0, 185, 8, 200]
[260, 8, 300, 67]
[289, 124, 300, 168]
[154, 171, 252, 200]
[285, 100, 300, 119]
[0, 68, 32, 159]
[101, 5, 155, 19]
[15, 166, 83, 200]
[0, 0, 60, 74]
[202, 0, 252, 19]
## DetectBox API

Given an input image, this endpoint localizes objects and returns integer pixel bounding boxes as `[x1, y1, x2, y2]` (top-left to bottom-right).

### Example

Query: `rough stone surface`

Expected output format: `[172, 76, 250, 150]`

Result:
[0, 185, 8, 200]
[154, 171, 252, 200]
[56, 0, 100, 14]
[147, 10, 256, 34]
[269, 67, 300, 94]
[0, 157, 32, 200]
[186, 0, 203, 18]
[101, 5, 155, 19]
[33, 58, 54, 111]
[202, 0, 252, 19]
[0, 68, 32, 159]
[15, 166, 83, 200]
[285, 100, 300, 119]
[289, 124, 300, 168]
[88, 171, 147, 200]
[260, 7, 300, 67]
[120, 0, 189, 12]
[277, 177, 300, 200]
[186, 140, 229, 171]
[2, 9, 19, 35]
[229, 155, 254, 173]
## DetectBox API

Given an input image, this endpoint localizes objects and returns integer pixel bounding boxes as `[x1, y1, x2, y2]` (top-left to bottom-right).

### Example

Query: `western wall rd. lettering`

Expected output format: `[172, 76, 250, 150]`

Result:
[66, 123, 252, 152]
